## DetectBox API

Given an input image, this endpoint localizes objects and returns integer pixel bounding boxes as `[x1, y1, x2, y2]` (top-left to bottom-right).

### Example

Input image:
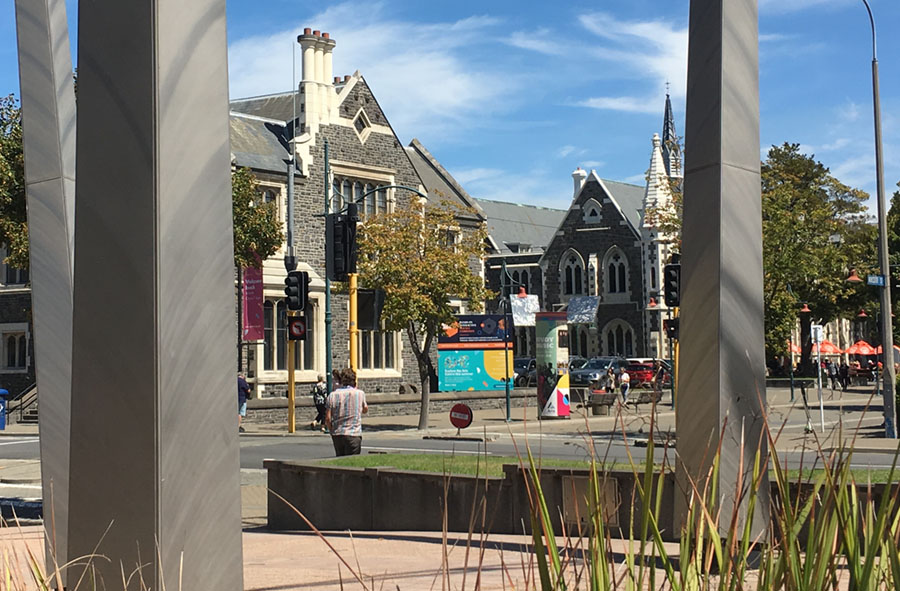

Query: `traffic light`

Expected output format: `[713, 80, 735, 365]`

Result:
[284, 270, 309, 310]
[326, 203, 359, 281]
[663, 317, 680, 340]
[663, 263, 681, 307]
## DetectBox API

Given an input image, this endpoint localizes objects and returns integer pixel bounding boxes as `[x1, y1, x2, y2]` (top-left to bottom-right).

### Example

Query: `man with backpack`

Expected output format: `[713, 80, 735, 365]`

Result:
[311, 374, 328, 432]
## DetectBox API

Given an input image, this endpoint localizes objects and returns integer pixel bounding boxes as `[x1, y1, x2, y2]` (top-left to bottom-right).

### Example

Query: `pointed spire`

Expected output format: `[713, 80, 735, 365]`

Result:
[662, 93, 682, 179]
[641, 133, 668, 228]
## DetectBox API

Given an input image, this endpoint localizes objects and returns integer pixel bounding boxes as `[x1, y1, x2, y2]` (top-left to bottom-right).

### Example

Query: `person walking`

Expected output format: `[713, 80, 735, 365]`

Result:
[839, 361, 850, 391]
[325, 367, 368, 456]
[619, 368, 631, 405]
[238, 373, 251, 433]
[311, 374, 328, 432]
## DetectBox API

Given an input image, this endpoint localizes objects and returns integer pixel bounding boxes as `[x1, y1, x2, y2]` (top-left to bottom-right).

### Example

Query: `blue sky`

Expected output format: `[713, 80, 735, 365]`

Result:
[1, 0, 897, 212]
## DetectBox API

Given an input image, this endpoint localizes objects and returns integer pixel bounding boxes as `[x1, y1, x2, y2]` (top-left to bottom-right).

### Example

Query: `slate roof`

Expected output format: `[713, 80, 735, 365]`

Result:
[229, 112, 290, 174]
[597, 177, 645, 232]
[230, 92, 297, 122]
[476, 198, 566, 254]
[405, 139, 484, 223]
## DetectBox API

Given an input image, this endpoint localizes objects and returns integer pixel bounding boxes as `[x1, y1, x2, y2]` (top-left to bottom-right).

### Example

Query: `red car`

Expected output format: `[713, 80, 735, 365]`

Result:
[625, 363, 655, 388]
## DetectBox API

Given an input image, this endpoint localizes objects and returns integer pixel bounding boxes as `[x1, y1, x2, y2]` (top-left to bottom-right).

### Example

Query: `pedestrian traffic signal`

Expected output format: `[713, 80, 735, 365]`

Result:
[326, 203, 359, 281]
[284, 270, 309, 310]
[663, 317, 680, 340]
[663, 263, 681, 307]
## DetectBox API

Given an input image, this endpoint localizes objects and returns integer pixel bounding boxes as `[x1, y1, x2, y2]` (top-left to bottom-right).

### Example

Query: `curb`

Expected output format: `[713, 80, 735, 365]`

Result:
[422, 434, 499, 443]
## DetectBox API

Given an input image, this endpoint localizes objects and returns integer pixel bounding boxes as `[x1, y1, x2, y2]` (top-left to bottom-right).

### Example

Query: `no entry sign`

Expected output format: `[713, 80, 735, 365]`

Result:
[288, 316, 306, 340]
[449, 403, 473, 429]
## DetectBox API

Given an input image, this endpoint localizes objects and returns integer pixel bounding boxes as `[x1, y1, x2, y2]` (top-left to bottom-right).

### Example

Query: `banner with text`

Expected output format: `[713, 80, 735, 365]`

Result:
[241, 266, 264, 341]
[438, 314, 513, 391]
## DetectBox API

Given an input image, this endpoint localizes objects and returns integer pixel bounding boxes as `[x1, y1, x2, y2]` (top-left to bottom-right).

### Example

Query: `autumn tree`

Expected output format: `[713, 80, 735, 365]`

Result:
[358, 200, 490, 429]
[0, 95, 27, 270]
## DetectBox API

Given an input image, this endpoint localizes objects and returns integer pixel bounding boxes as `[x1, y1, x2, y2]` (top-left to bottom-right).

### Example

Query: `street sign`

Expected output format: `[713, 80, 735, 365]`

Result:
[811, 324, 823, 344]
[449, 403, 473, 429]
[867, 274, 885, 287]
[288, 316, 306, 341]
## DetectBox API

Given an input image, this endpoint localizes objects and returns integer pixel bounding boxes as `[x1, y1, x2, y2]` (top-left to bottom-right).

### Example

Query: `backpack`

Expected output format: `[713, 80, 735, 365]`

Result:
[312, 383, 327, 406]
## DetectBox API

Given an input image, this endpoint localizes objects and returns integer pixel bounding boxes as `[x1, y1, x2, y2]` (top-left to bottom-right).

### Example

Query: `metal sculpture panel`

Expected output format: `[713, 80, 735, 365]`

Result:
[678, 0, 770, 537]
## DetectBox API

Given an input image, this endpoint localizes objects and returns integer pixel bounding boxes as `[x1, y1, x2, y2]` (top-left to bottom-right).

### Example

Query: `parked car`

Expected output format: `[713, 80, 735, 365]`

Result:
[625, 359, 672, 388]
[514, 357, 536, 386]
[569, 356, 627, 387]
[517, 355, 588, 387]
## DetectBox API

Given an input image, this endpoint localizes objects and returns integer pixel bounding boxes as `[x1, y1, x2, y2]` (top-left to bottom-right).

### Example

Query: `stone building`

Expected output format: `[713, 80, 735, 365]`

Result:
[0, 255, 34, 398]
[484, 96, 682, 362]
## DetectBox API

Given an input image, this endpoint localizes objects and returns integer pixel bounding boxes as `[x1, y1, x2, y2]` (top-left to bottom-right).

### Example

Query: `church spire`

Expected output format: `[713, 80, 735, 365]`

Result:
[661, 93, 682, 179]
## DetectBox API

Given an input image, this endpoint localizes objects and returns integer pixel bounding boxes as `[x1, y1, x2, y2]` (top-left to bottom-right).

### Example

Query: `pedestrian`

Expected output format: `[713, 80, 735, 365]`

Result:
[325, 367, 368, 456]
[619, 368, 631, 405]
[602, 367, 616, 393]
[651, 360, 665, 396]
[238, 373, 251, 433]
[839, 361, 850, 391]
[311, 374, 329, 432]
[827, 360, 839, 390]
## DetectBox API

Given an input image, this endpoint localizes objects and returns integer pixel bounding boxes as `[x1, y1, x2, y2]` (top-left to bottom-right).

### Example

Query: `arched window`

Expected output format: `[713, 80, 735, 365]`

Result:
[560, 250, 585, 296]
[602, 320, 635, 357]
[582, 198, 602, 224]
[602, 247, 629, 295]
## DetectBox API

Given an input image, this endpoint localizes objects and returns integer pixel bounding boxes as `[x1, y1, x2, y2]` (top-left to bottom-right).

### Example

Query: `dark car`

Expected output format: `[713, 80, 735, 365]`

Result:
[569, 356, 627, 387]
[517, 355, 587, 387]
[514, 357, 536, 386]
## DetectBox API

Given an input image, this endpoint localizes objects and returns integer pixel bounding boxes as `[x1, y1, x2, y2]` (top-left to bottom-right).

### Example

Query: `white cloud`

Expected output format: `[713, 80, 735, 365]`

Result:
[575, 12, 687, 114]
[451, 166, 571, 208]
[581, 160, 604, 169]
[228, 3, 514, 140]
[839, 101, 861, 123]
[578, 96, 659, 114]
[759, 0, 854, 15]
[557, 145, 586, 159]
[504, 29, 564, 56]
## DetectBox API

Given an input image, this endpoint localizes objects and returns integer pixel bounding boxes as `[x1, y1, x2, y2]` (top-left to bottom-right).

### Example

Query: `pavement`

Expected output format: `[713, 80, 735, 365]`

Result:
[0, 384, 897, 589]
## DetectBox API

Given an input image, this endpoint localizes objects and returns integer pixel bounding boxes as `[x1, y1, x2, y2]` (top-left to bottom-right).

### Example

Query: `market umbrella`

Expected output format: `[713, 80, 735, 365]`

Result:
[874, 344, 900, 364]
[788, 341, 801, 354]
[812, 340, 843, 355]
[845, 340, 877, 356]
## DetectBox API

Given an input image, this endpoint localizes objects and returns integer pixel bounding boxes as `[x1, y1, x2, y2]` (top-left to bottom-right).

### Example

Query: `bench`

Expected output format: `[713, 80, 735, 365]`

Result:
[629, 389, 663, 410]
[588, 391, 618, 415]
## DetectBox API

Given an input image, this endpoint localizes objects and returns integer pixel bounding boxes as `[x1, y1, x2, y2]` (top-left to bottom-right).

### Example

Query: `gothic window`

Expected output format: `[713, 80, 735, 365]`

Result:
[332, 175, 392, 219]
[603, 248, 629, 295]
[603, 320, 635, 357]
[263, 298, 315, 372]
[352, 109, 372, 143]
[560, 250, 585, 296]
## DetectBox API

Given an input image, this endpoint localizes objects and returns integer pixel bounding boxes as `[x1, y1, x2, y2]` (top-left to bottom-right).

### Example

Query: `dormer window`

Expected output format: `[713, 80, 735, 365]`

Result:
[352, 109, 372, 143]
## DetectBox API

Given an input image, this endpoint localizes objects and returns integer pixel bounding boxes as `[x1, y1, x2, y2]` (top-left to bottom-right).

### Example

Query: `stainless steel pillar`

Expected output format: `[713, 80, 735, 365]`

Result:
[14, 0, 76, 573]
[677, 0, 769, 537]
[68, 0, 243, 588]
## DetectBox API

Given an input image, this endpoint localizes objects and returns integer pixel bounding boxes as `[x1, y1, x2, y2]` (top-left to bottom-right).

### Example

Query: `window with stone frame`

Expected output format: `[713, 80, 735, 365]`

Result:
[0, 246, 28, 287]
[511, 269, 530, 294]
[560, 250, 585, 296]
[262, 299, 315, 372]
[358, 320, 397, 371]
[604, 320, 634, 357]
[604, 249, 629, 294]
[352, 108, 372, 143]
[332, 176, 390, 220]
[0, 324, 28, 372]
[582, 198, 602, 224]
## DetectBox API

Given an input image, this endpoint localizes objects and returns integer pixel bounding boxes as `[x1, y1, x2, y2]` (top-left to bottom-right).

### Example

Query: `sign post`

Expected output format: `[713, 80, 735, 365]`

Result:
[811, 323, 826, 432]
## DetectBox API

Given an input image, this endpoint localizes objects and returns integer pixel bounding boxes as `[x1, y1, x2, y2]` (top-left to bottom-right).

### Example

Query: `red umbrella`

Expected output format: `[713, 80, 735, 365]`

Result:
[874, 344, 900, 354]
[812, 340, 843, 355]
[846, 340, 877, 355]
[788, 340, 800, 354]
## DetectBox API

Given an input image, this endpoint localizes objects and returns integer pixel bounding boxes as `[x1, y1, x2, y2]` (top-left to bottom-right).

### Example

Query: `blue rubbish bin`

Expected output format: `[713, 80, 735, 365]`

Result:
[0, 389, 8, 430]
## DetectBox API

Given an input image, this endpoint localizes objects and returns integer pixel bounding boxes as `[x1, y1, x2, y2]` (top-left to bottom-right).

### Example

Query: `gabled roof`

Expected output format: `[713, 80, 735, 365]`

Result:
[229, 112, 290, 174]
[476, 198, 567, 255]
[405, 139, 485, 222]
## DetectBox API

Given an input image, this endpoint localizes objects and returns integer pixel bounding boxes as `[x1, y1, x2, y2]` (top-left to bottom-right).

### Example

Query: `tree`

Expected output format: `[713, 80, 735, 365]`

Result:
[0, 95, 28, 270]
[761, 144, 874, 367]
[647, 142, 876, 365]
[231, 166, 282, 268]
[358, 200, 491, 429]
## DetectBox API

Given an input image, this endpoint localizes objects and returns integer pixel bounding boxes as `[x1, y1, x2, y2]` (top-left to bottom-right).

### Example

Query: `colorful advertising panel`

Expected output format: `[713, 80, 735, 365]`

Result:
[241, 266, 264, 341]
[535, 312, 570, 418]
[438, 314, 514, 391]
[438, 314, 512, 349]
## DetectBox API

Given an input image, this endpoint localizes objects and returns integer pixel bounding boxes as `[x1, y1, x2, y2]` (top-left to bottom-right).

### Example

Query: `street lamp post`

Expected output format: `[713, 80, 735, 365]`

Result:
[861, 0, 896, 438]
